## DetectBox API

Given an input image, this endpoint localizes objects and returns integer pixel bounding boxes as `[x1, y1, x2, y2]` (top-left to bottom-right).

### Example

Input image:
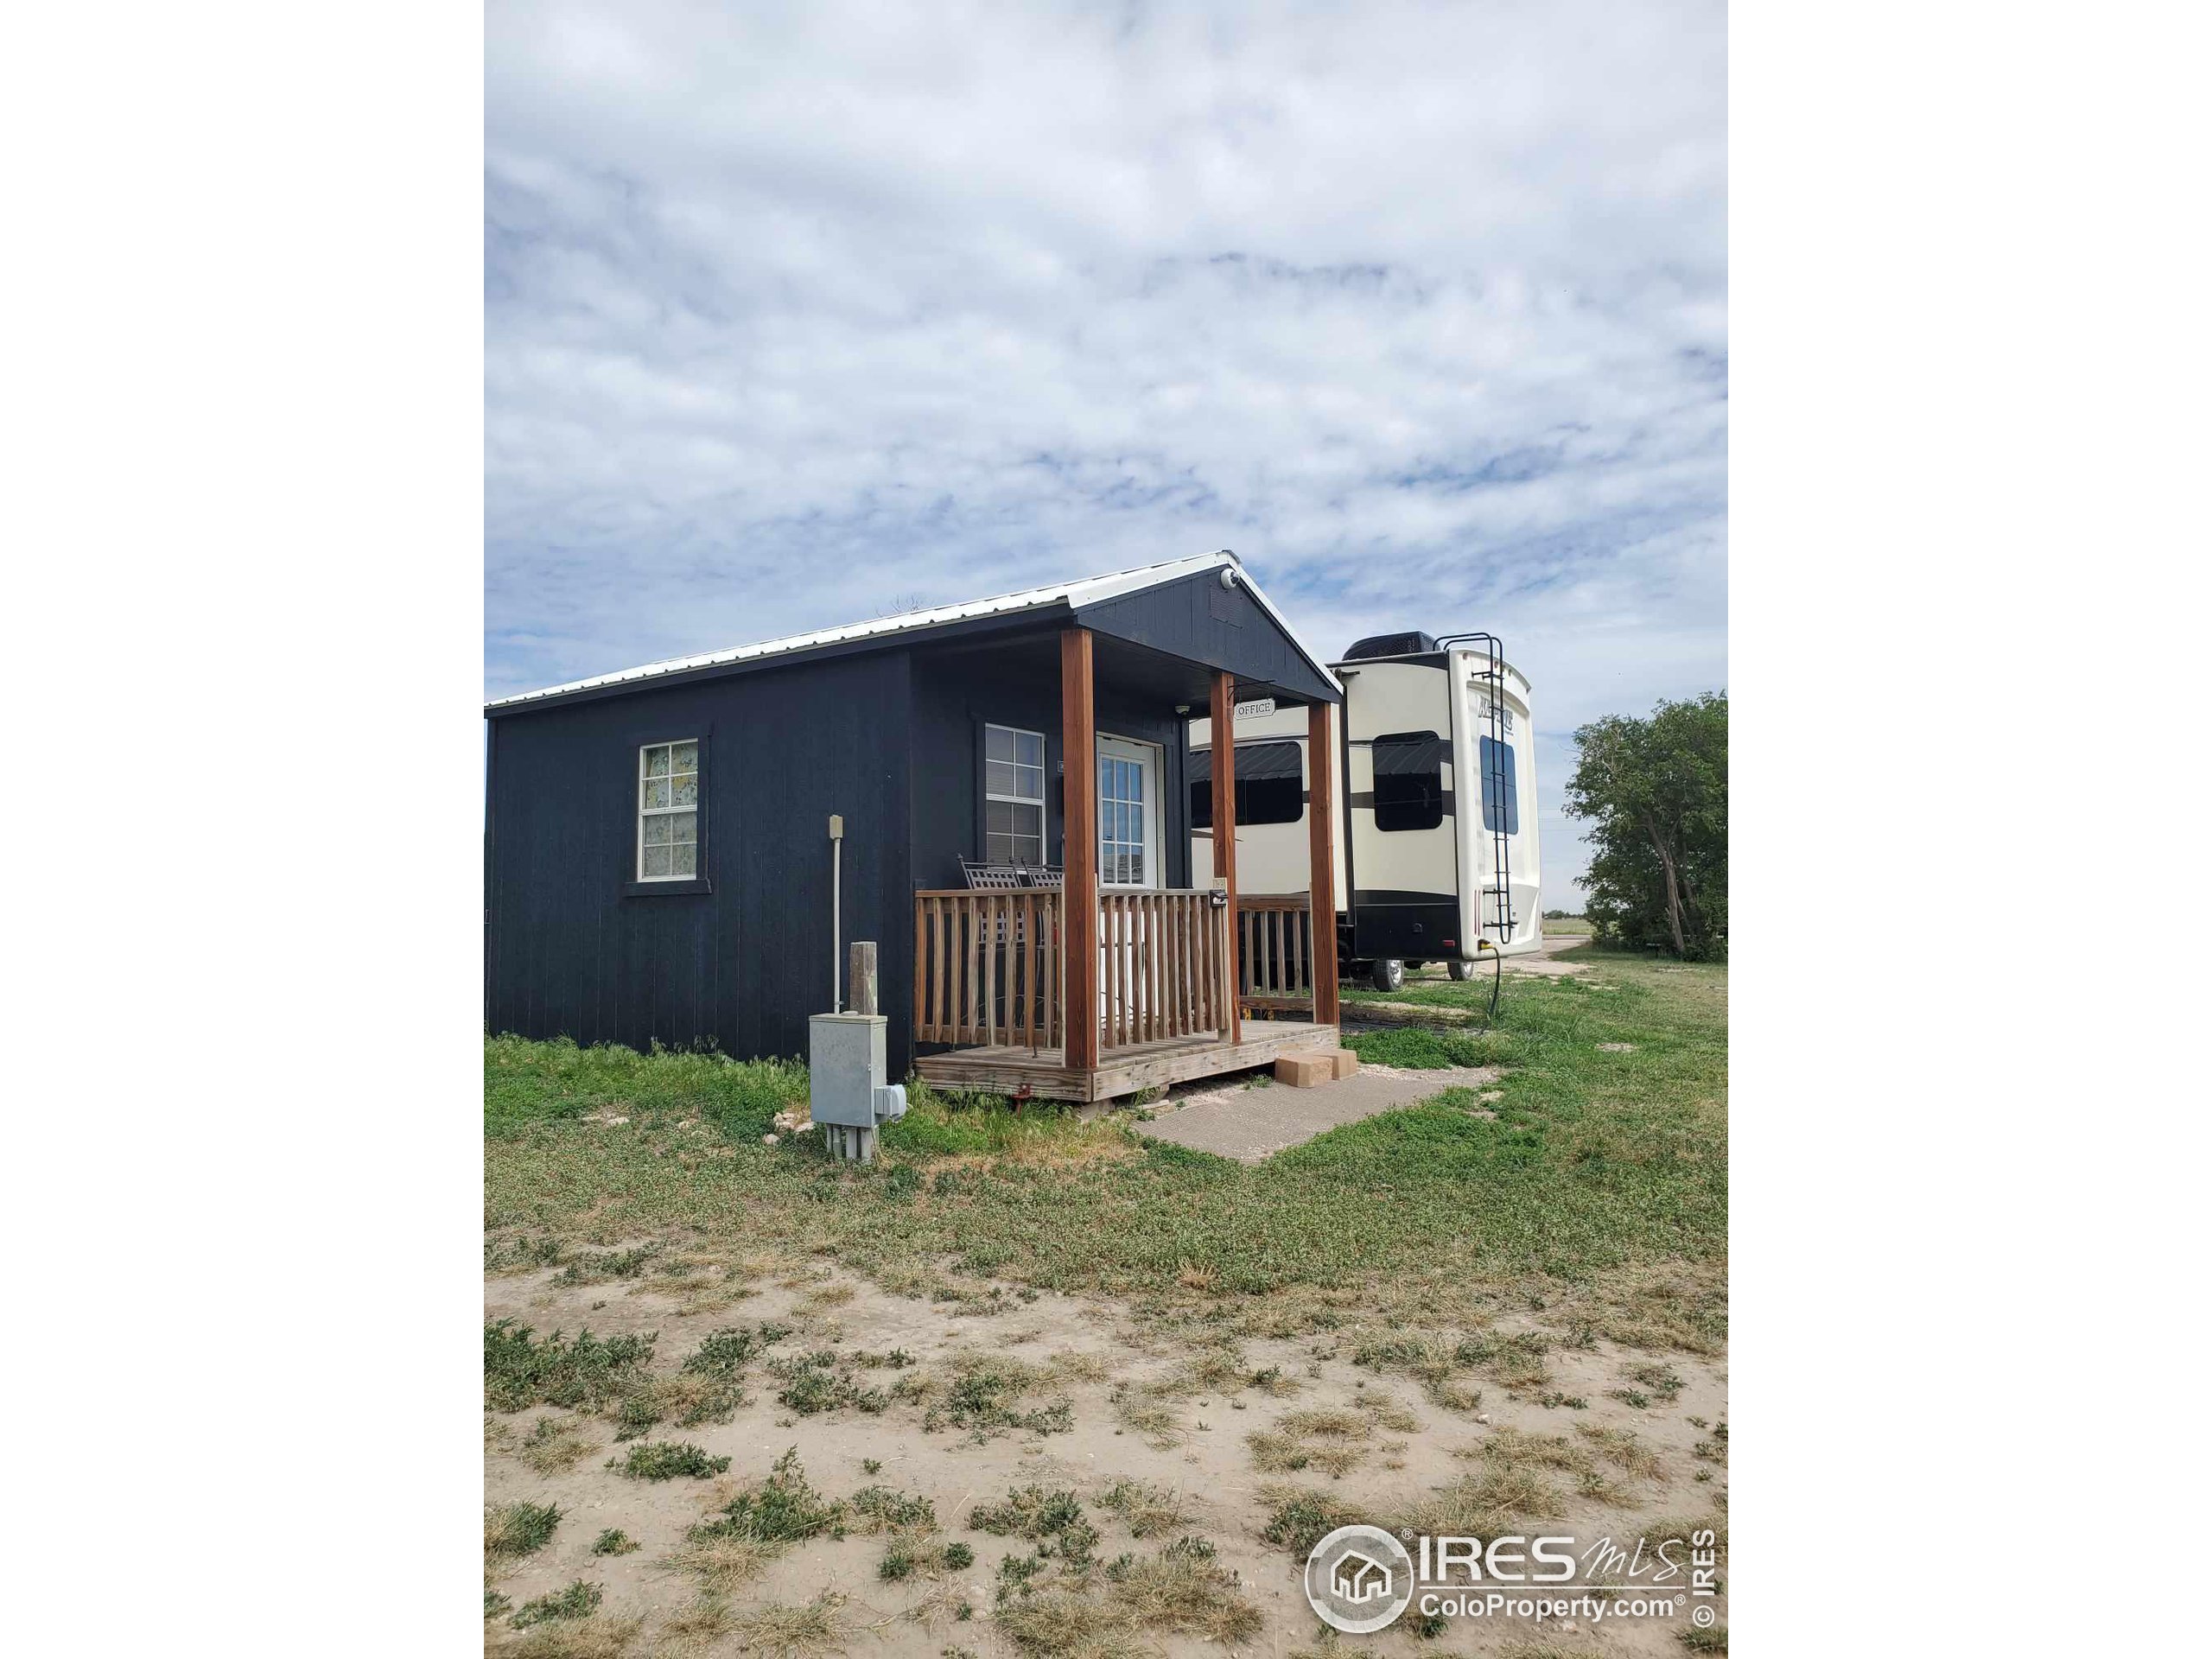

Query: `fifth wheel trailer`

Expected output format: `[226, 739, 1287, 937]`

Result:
[1189, 631, 1541, 992]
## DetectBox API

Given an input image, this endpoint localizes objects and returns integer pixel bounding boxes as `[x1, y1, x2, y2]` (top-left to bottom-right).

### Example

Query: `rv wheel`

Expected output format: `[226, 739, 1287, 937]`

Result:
[1447, 960, 1477, 982]
[1370, 958, 1404, 993]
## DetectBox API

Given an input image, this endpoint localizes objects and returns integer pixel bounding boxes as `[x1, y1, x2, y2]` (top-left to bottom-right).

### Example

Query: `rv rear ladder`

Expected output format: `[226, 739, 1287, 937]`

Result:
[1440, 631, 1514, 944]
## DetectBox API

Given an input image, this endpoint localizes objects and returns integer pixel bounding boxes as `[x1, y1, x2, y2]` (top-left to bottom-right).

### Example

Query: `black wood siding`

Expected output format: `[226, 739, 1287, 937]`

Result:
[1074, 568, 1338, 706]
[906, 635, 1192, 896]
[486, 650, 915, 1068]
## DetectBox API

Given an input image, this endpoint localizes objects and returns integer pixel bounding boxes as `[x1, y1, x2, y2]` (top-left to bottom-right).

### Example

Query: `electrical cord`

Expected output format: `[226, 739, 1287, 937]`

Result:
[1467, 938, 1504, 1027]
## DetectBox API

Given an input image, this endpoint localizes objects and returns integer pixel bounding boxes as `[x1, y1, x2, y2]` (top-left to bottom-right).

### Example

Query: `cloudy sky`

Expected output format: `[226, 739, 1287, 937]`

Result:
[486, 0, 1726, 905]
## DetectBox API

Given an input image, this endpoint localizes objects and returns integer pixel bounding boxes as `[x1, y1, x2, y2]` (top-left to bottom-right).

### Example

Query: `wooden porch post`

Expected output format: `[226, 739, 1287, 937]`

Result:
[1061, 628, 1100, 1071]
[1211, 671, 1242, 1045]
[1307, 701, 1340, 1027]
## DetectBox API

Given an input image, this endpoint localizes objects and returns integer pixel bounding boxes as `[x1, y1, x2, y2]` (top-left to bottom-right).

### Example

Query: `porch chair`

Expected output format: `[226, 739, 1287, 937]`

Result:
[958, 858, 1045, 1041]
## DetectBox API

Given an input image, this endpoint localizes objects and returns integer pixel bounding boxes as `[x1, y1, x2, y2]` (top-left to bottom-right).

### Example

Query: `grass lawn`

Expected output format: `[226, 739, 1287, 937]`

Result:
[486, 943, 1726, 1352]
[1543, 914, 1595, 935]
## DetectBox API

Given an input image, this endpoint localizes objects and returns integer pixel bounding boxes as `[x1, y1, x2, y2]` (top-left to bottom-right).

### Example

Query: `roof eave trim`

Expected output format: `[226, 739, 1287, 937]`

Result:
[482, 602, 1076, 716]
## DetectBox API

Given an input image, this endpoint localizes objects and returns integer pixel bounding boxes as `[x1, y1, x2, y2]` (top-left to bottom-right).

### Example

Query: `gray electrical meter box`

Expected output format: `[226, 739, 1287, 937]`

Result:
[808, 1012, 908, 1139]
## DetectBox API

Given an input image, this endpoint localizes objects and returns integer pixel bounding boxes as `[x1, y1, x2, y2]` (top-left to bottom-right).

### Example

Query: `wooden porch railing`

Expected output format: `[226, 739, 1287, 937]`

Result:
[1237, 893, 1315, 1012]
[912, 889, 1063, 1050]
[913, 887, 1229, 1055]
[1100, 889, 1226, 1050]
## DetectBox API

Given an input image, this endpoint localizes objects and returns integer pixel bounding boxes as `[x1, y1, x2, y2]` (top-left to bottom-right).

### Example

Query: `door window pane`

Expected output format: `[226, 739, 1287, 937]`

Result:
[1100, 749, 1151, 886]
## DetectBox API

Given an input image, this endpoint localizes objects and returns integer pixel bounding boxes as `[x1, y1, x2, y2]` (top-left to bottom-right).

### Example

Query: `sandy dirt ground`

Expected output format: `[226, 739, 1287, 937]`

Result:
[486, 1251, 1728, 1656]
[1497, 933, 1595, 979]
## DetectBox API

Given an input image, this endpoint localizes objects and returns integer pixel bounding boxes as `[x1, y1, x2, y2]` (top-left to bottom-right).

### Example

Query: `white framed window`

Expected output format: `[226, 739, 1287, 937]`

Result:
[637, 740, 700, 880]
[984, 723, 1046, 867]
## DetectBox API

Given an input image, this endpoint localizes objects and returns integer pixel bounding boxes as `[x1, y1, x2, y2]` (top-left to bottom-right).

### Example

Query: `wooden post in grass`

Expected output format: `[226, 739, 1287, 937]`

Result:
[849, 941, 878, 1017]
[849, 939, 880, 1163]
[1061, 628, 1100, 1071]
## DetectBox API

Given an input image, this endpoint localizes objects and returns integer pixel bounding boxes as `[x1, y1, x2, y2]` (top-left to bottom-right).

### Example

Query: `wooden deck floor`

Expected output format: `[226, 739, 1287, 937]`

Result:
[914, 1020, 1339, 1103]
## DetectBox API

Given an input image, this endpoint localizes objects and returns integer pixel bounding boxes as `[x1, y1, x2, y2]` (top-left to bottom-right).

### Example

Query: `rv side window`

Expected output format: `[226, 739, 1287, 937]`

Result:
[984, 723, 1046, 866]
[1190, 742, 1303, 829]
[637, 740, 701, 879]
[1370, 731, 1446, 832]
[1479, 735, 1519, 835]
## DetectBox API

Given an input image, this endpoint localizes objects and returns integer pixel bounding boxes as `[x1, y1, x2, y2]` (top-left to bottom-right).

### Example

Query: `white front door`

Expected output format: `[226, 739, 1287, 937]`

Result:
[1097, 735, 1163, 890]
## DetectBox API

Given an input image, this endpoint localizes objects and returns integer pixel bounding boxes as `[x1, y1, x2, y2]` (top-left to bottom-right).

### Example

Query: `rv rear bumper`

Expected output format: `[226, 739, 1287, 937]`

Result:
[1351, 893, 1459, 961]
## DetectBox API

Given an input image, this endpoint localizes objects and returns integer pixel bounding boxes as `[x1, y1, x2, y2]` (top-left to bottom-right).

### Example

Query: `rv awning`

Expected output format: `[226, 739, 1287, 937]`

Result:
[1187, 741, 1303, 782]
[1372, 734, 1450, 773]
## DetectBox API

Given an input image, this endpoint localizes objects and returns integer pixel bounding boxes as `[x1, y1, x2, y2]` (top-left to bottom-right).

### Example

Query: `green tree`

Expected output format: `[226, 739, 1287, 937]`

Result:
[1563, 692, 1727, 959]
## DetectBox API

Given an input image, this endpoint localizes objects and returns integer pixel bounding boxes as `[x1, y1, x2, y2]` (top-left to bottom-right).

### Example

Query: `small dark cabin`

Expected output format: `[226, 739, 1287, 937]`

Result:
[484, 551, 1346, 1100]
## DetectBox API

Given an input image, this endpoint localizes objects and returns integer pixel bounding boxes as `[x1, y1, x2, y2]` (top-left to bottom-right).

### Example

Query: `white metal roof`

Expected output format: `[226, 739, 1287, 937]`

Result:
[485, 549, 1343, 711]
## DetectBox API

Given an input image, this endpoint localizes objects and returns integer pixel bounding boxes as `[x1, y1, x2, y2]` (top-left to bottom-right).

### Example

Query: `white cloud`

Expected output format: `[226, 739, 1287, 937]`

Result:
[486, 0, 1727, 906]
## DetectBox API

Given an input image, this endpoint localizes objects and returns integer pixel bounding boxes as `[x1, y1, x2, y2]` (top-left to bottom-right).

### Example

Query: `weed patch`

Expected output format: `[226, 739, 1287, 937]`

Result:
[514, 1414, 596, 1473]
[1351, 1330, 1548, 1405]
[1625, 1361, 1686, 1402]
[671, 1448, 845, 1592]
[989, 1534, 1260, 1656]
[852, 1486, 938, 1532]
[1415, 1423, 1662, 1529]
[883, 1082, 1135, 1166]
[606, 1440, 730, 1480]
[1404, 1465, 1560, 1535]
[509, 1581, 603, 1630]
[503, 1615, 644, 1659]
[556, 1244, 663, 1285]
[1098, 1479, 1186, 1539]
[487, 1234, 566, 1274]
[1110, 1392, 1181, 1448]
[685, 1323, 788, 1376]
[692, 1447, 845, 1545]
[485, 1034, 806, 1140]
[605, 1320, 796, 1433]
[1248, 1405, 1404, 1478]
[769, 1349, 902, 1416]
[486, 1501, 562, 1560]
[1102, 1537, 1262, 1643]
[1259, 1485, 1362, 1555]
[969, 1485, 1099, 1564]
[486, 1320, 655, 1413]
[728, 1591, 850, 1659]
[924, 1351, 1073, 1440]
[1575, 1423, 1665, 1480]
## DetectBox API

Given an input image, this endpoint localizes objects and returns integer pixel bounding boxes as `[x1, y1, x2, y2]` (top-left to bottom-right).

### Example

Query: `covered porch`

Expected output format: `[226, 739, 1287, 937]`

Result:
[912, 621, 1342, 1103]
